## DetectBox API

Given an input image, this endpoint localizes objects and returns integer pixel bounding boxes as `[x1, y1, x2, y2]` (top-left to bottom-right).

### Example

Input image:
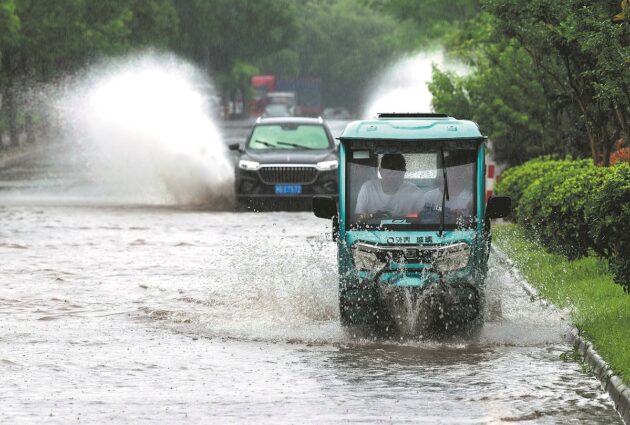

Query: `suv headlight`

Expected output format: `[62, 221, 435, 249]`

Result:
[352, 244, 387, 272]
[238, 160, 261, 171]
[316, 160, 338, 171]
[433, 243, 470, 273]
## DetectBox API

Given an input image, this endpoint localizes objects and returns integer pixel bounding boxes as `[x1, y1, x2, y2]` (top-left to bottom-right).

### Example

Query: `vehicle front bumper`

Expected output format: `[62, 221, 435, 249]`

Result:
[235, 167, 338, 198]
[350, 241, 479, 289]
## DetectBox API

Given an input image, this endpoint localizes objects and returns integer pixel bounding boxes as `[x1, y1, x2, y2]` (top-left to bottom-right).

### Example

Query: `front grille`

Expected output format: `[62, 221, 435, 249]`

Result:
[258, 166, 318, 184]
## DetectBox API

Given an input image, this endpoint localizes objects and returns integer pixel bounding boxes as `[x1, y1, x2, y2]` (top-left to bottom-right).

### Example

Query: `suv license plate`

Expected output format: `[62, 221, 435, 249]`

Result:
[275, 184, 302, 195]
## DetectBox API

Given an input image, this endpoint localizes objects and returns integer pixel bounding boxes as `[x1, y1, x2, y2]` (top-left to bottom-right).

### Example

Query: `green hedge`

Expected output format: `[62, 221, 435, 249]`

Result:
[542, 166, 609, 259]
[586, 163, 630, 290]
[498, 159, 630, 292]
[496, 158, 572, 213]
[517, 160, 592, 252]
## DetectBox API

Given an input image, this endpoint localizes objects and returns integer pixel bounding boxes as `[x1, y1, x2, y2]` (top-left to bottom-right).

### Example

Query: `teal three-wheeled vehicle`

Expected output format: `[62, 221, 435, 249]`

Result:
[313, 113, 511, 333]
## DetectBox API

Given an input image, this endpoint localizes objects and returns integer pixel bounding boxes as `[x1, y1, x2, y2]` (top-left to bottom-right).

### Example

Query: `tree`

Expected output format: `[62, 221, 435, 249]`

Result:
[0, 0, 182, 146]
[0, 0, 19, 48]
[258, 0, 411, 111]
[0, 0, 20, 146]
[128, 0, 179, 49]
[482, 0, 630, 165]
[427, 1, 629, 166]
[365, 0, 480, 42]
[173, 0, 296, 74]
[429, 13, 583, 165]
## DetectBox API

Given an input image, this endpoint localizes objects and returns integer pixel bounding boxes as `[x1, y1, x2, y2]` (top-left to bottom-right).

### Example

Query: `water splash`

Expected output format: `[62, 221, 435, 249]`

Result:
[57, 52, 234, 207]
[363, 50, 468, 118]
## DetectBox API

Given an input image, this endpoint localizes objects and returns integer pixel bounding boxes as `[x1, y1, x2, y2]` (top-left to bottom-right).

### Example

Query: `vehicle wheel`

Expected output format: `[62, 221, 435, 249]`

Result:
[339, 285, 389, 327]
[236, 198, 260, 212]
[236, 198, 250, 211]
[424, 283, 483, 335]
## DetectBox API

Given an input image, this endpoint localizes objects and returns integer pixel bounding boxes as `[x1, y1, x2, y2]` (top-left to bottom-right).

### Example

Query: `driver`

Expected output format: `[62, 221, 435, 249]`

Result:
[355, 153, 425, 220]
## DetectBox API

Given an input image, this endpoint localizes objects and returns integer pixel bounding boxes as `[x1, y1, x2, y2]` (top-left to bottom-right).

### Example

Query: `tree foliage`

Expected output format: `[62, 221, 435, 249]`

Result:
[364, 0, 480, 42]
[1, 0, 425, 138]
[428, 0, 630, 166]
[0, 0, 300, 146]
[174, 0, 295, 74]
[0, 0, 19, 48]
[258, 0, 409, 110]
[1, 0, 155, 145]
[484, 0, 630, 165]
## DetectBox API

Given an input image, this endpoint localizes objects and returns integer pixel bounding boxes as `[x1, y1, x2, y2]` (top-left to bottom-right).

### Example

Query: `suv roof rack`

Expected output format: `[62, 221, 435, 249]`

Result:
[377, 113, 449, 118]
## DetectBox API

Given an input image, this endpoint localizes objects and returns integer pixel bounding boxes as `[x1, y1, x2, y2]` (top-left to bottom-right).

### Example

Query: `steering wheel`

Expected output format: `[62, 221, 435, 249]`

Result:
[369, 210, 393, 219]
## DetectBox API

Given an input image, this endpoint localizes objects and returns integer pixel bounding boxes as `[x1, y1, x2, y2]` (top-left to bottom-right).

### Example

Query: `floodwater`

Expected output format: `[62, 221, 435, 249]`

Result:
[0, 143, 621, 424]
[0, 54, 621, 422]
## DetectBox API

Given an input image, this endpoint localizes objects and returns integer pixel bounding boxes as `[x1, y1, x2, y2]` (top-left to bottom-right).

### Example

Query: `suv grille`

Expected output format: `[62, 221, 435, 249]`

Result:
[259, 166, 318, 184]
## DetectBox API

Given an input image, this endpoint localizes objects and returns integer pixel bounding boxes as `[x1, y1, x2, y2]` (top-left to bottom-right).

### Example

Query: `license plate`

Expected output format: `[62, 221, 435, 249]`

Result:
[275, 184, 302, 195]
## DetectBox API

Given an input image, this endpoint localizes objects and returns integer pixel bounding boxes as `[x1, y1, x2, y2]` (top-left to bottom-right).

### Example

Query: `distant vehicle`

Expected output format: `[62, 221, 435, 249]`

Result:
[250, 75, 322, 117]
[265, 91, 297, 116]
[322, 107, 351, 120]
[229, 116, 338, 209]
[262, 103, 294, 118]
[250, 75, 275, 116]
[312, 113, 511, 332]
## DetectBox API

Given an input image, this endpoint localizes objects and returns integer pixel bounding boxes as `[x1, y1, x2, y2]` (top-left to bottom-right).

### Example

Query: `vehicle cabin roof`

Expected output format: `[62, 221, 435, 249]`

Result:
[256, 116, 325, 126]
[339, 114, 483, 141]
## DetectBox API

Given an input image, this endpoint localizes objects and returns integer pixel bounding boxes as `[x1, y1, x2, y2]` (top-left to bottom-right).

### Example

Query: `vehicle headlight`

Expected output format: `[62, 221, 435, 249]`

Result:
[433, 243, 470, 273]
[352, 246, 386, 272]
[238, 160, 261, 171]
[316, 160, 338, 171]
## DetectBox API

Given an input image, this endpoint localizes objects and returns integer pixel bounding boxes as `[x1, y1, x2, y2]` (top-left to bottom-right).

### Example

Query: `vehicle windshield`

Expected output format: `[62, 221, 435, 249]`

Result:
[247, 124, 330, 150]
[346, 141, 478, 230]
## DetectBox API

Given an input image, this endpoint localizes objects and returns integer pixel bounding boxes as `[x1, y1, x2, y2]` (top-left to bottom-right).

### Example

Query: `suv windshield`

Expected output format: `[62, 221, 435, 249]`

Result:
[347, 141, 477, 230]
[247, 124, 330, 150]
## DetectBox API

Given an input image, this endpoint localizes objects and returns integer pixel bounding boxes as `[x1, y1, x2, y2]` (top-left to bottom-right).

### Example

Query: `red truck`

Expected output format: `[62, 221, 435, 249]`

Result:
[250, 75, 322, 117]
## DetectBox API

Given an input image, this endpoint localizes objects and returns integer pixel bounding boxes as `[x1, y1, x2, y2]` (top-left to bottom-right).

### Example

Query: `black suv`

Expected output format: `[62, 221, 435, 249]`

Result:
[229, 117, 338, 209]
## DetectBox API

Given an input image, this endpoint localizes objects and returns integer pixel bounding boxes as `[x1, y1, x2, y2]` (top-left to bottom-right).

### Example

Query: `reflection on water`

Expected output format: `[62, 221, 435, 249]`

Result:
[0, 207, 620, 424]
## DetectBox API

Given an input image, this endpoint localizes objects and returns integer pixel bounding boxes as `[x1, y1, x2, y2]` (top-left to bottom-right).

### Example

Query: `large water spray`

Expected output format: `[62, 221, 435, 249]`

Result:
[58, 53, 234, 207]
[363, 50, 468, 118]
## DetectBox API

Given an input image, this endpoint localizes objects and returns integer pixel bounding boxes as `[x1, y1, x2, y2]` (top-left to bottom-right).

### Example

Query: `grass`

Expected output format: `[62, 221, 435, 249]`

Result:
[493, 223, 630, 385]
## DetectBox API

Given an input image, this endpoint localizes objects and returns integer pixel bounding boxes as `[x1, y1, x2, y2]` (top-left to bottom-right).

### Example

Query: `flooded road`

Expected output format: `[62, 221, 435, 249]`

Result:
[0, 133, 622, 423]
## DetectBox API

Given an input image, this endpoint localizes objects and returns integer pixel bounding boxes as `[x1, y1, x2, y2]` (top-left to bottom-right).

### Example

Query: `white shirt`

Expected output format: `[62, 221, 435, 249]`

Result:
[355, 180, 425, 216]
[423, 188, 473, 214]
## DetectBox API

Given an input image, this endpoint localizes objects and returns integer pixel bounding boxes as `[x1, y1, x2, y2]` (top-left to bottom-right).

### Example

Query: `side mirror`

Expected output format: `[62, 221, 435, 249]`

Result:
[486, 196, 511, 219]
[313, 196, 337, 219]
[228, 143, 241, 152]
[313, 196, 339, 241]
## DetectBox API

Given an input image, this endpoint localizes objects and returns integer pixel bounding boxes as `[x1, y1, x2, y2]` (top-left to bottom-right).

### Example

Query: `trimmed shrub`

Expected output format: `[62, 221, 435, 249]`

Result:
[500, 157, 629, 292]
[541, 166, 608, 259]
[515, 159, 592, 230]
[495, 158, 563, 212]
[586, 163, 630, 292]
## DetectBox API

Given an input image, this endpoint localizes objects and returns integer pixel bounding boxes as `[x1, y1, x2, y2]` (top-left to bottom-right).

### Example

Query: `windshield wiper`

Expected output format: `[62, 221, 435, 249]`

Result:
[276, 141, 314, 149]
[439, 147, 450, 237]
[254, 139, 277, 148]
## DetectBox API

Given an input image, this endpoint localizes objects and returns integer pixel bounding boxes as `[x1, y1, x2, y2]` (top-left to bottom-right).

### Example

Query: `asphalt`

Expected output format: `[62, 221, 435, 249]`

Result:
[492, 246, 630, 425]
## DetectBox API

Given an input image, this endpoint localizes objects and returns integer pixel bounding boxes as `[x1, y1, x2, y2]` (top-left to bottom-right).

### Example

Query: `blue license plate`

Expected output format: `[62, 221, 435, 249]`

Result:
[275, 184, 302, 195]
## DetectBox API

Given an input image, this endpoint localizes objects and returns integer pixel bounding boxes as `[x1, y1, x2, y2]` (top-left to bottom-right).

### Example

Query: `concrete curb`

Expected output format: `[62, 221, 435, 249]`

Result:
[491, 246, 630, 424]
[567, 329, 630, 424]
